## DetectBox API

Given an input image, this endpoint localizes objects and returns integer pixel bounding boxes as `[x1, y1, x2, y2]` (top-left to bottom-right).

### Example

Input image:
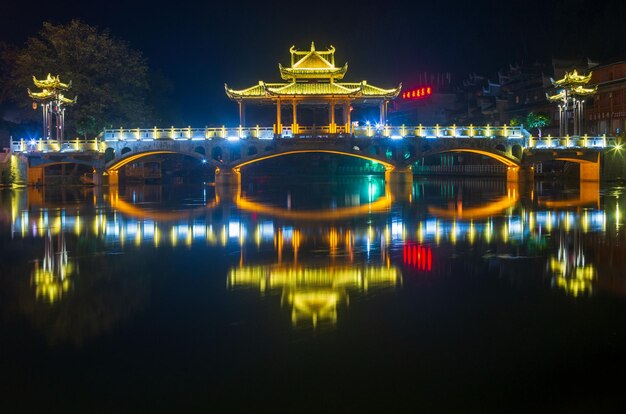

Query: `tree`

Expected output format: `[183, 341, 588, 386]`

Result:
[509, 116, 524, 127]
[2, 21, 154, 138]
[526, 112, 550, 137]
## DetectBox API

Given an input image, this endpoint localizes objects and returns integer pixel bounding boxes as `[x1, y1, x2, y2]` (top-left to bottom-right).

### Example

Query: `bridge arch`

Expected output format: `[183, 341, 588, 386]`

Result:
[105, 148, 115, 162]
[211, 146, 223, 162]
[106, 150, 210, 172]
[231, 149, 395, 171]
[411, 148, 520, 167]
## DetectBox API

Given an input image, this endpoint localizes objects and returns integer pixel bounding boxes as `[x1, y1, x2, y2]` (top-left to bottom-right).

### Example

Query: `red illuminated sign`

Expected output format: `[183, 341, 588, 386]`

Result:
[403, 242, 432, 271]
[402, 86, 432, 100]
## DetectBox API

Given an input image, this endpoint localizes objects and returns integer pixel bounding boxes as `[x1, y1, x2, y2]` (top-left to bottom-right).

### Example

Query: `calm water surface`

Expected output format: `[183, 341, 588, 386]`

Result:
[1, 177, 626, 412]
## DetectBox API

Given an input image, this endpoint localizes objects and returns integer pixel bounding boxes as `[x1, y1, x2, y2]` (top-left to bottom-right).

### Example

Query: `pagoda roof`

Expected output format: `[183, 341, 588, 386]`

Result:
[278, 42, 348, 80]
[225, 80, 401, 100]
[226, 42, 401, 101]
[279, 63, 348, 80]
[33, 74, 71, 91]
[28, 88, 55, 101]
[552, 70, 593, 87]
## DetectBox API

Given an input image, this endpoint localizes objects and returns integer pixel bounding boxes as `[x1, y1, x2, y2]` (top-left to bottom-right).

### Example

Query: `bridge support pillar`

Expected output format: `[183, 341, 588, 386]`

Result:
[580, 162, 600, 182]
[507, 166, 534, 183]
[93, 169, 104, 186]
[385, 167, 413, 184]
[215, 167, 240, 186]
[106, 170, 119, 186]
[27, 166, 45, 187]
[386, 167, 413, 202]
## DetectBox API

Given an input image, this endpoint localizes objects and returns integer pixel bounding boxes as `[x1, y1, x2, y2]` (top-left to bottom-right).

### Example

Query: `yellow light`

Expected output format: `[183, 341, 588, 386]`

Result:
[170, 227, 177, 247]
[227, 264, 399, 328]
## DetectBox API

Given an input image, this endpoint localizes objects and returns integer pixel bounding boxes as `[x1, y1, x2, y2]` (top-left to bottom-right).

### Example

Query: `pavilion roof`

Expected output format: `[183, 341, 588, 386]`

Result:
[552, 70, 593, 87]
[33, 74, 71, 91]
[226, 42, 401, 101]
[225, 80, 401, 99]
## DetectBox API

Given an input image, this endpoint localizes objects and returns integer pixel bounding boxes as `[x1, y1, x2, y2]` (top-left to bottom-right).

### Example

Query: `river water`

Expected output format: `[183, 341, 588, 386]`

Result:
[1, 177, 625, 412]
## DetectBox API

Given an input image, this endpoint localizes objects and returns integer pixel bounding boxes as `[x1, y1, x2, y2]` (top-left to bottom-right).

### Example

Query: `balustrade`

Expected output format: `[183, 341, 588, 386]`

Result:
[10, 125, 618, 154]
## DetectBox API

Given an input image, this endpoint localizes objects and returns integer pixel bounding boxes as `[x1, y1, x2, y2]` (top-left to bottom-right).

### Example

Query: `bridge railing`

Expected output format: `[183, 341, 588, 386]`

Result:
[10, 127, 618, 154]
[527, 135, 615, 149]
[98, 125, 527, 141]
[351, 124, 526, 139]
[101, 126, 275, 141]
[10, 138, 104, 153]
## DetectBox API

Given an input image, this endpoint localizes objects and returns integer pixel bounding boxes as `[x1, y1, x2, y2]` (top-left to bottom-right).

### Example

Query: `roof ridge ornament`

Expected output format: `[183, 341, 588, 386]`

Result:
[311, 41, 315, 51]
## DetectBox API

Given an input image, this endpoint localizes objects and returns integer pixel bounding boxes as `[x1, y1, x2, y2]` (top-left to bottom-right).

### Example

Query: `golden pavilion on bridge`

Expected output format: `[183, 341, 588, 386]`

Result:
[225, 42, 401, 136]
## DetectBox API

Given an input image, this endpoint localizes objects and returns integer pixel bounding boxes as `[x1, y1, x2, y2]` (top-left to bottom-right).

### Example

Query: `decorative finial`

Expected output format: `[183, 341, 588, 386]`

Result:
[311, 41, 315, 51]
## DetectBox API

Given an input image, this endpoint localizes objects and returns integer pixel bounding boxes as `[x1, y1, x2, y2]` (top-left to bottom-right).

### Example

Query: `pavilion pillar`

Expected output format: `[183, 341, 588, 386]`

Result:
[276, 98, 282, 136]
[329, 100, 336, 133]
[238, 100, 246, 127]
[292, 100, 298, 134]
[384, 100, 389, 125]
[346, 101, 351, 134]
[379, 101, 385, 125]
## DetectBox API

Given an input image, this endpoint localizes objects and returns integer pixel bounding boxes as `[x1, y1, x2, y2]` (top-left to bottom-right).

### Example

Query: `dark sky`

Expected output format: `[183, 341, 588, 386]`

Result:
[2, 0, 624, 126]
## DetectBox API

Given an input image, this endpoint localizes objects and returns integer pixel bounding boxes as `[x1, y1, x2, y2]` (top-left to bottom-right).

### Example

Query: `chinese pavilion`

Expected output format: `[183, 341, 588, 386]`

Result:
[28, 74, 76, 142]
[225, 42, 401, 135]
[547, 70, 596, 136]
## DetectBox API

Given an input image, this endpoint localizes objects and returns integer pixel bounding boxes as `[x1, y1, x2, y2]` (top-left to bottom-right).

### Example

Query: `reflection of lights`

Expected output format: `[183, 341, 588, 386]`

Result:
[403, 242, 432, 271]
[391, 219, 404, 240]
[329, 228, 338, 254]
[549, 235, 596, 297]
[221, 225, 227, 246]
[228, 264, 400, 328]
[135, 223, 142, 246]
[450, 221, 457, 244]
[170, 227, 177, 247]
[31, 231, 75, 304]
[228, 220, 240, 238]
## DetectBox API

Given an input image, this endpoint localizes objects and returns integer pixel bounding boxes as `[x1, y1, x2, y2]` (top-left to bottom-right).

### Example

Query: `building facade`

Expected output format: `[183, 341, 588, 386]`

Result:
[587, 61, 626, 137]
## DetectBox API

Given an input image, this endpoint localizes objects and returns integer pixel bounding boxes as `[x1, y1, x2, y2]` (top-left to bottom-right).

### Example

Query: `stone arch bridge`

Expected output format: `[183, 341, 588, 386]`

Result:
[10, 125, 613, 186]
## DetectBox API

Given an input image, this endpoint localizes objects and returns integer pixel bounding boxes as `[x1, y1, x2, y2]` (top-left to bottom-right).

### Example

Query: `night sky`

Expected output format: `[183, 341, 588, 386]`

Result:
[3, 0, 625, 126]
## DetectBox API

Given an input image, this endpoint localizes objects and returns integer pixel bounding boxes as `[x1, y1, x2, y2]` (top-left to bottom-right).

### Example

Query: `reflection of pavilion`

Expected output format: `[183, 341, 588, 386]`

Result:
[228, 264, 400, 328]
[549, 231, 596, 297]
[31, 230, 76, 303]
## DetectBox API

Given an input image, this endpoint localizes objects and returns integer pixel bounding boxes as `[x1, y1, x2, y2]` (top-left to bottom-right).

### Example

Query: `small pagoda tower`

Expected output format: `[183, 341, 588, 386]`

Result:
[225, 42, 401, 136]
[28, 74, 77, 142]
[547, 70, 596, 137]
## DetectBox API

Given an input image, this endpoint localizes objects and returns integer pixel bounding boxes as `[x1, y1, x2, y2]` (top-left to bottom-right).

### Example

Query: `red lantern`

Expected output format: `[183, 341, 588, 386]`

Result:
[32, 102, 37, 110]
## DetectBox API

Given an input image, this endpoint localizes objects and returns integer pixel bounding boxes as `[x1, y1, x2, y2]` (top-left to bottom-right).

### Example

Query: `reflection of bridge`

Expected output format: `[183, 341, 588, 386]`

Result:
[7, 186, 611, 248]
[10, 124, 615, 186]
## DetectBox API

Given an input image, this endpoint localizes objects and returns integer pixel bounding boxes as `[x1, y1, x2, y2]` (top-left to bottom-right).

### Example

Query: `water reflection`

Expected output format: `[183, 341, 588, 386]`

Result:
[31, 230, 75, 303]
[228, 264, 400, 328]
[1, 177, 626, 341]
[549, 230, 596, 297]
